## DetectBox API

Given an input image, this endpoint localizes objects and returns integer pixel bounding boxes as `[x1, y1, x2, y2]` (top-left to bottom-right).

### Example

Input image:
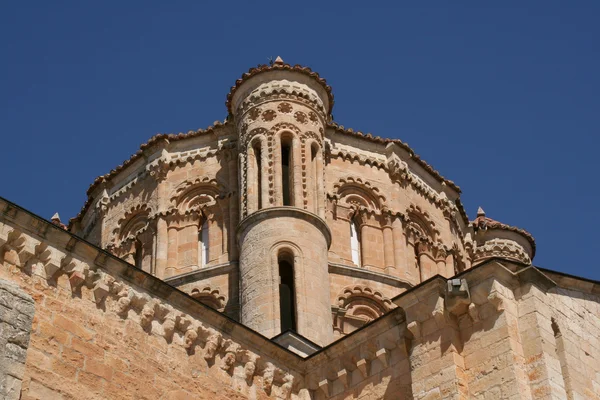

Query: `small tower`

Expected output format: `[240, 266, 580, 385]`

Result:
[229, 57, 334, 345]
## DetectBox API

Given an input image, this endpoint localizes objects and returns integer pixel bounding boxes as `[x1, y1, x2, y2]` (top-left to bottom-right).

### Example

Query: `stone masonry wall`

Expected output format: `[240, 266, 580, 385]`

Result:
[0, 279, 35, 400]
[2, 198, 599, 399]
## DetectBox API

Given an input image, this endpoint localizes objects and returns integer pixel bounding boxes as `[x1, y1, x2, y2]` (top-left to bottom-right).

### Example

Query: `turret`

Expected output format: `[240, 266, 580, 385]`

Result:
[467, 207, 535, 266]
[229, 57, 334, 345]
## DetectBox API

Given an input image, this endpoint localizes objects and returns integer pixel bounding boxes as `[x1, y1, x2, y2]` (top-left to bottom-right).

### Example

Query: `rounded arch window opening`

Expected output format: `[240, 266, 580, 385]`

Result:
[278, 250, 297, 332]
[252, 140, 263, 209]
[134, 238, 143, 269]
[280, 133, 294, 206]
[350, 218, 361, 267]
[198, 218, 209, 267]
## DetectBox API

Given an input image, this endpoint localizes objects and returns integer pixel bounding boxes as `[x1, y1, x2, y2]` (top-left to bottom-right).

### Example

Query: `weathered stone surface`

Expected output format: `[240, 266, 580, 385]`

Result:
[0, 279, 34, 400]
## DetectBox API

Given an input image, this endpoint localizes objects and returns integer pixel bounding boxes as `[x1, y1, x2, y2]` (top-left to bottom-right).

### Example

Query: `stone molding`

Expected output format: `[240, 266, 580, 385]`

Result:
[237, 207, 332, 249]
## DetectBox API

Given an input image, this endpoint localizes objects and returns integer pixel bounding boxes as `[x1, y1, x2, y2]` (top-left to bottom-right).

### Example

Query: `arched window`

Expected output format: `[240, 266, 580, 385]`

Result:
[134, 239, 143, 269]
[198, 220, 208, 267]
[278, 252, 296, 331]
[310, 143, 319, 212]
[253, 141, 263, 209]
[281, 135, 293, 206]
[350, 220, 361, 267]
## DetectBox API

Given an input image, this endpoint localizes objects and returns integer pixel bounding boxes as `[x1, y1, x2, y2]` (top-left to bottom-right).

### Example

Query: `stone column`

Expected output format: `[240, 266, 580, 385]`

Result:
[292, 137, 303, 208]
[0, 280, 34, 400]
[260, 139, 269, 209]
[445, 252, 455, 277]
[219, 199, 230, 261]
[247, 146, 258, 214]
[391, 216, 408, 279]
[166, 222, 178, 278]
[155, 217, 168, 278]
[435, 249, 447, 277]
[382, 214, 395, 274]
[227, 151, 239, 260]
[316, 149, 325, 219]
[273, 138, 283, 207]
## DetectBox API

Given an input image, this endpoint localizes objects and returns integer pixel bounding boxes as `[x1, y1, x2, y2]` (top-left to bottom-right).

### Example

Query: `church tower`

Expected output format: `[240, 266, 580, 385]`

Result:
[229, 57, 334, 345]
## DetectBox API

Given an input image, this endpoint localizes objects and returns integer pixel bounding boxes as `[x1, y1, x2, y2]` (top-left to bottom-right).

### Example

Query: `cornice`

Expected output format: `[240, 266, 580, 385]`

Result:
[326, 122, 461, 194]
[69, 122, 232, 228]
[226, 62, 334, 115]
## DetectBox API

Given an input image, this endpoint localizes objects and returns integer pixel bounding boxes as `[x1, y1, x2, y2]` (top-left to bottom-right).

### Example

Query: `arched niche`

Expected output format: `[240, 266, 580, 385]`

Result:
[190, 286, 227, 312]
[333, 285, 394, 335]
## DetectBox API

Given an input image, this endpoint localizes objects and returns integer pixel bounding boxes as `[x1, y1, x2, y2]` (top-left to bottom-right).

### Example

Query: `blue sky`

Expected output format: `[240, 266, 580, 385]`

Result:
[1, 2, 598, 280]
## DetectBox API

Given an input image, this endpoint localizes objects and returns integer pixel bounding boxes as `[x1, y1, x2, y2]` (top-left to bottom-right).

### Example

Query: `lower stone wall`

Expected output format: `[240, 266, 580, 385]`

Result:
[0, 279, 35, 400]
[0, 262, 303, 400]
[1, 200, 599, 400]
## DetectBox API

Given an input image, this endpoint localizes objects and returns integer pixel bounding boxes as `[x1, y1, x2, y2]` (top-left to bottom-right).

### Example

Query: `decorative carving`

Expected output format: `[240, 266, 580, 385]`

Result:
[248, 107, 261, 121]
[333, 177, 386, 210]
[261, 109, 277, 122]
[190, 286, 227, 312]
[471, 238, 531, 265]
[140, 302, 155, 328]
[294, 111, 308, 124]
[203, 330, 222, 360]
[277, 102, 293, 113]
[263, 362, 275, 393]
[281, 373, 294, 399]
[220, 351, 236, 371]
[333, 285, 395, 335]
[184, 328, 198, 351]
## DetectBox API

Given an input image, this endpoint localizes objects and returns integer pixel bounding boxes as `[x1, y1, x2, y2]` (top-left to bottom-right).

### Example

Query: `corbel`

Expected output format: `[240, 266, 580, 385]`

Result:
[356, 358, 368, 378]
[318, 379, 329, 397]
[203, 330, 222, 360]
[93, 280, 110, 304]
[337, 369, 349, 389]
[183, 328, 198, 352]
[262, 362, 275, 394]
[281, 373, 294, 400]
[406, 320, 421, 340]
[139, 301, 156, 328]
[375, 348, 388, 368]
[445, 278, 471, 316]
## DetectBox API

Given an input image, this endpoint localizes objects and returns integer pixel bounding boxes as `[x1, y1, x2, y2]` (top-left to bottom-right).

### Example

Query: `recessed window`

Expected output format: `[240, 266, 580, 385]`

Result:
[198, 220, 208, 267]
[278, 254, 296, 331]
[350, 221, 361, 267]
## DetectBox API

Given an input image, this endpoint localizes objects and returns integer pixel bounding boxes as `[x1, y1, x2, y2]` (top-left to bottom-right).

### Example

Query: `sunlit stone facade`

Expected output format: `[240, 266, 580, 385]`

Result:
[0, 58, 598, 399]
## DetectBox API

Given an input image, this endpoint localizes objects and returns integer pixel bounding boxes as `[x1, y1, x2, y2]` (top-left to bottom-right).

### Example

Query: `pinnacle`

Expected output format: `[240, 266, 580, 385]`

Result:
[274, 56, 284, 65]
[476, 207, 485, 217]
[51, 212, 61, 221]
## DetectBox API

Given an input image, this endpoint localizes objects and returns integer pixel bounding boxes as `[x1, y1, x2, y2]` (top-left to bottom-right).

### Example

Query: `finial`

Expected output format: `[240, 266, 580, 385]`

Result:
[476, 207, 485, 217]
[274, 56, 284, 65]
[51, 212, 61, 221]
